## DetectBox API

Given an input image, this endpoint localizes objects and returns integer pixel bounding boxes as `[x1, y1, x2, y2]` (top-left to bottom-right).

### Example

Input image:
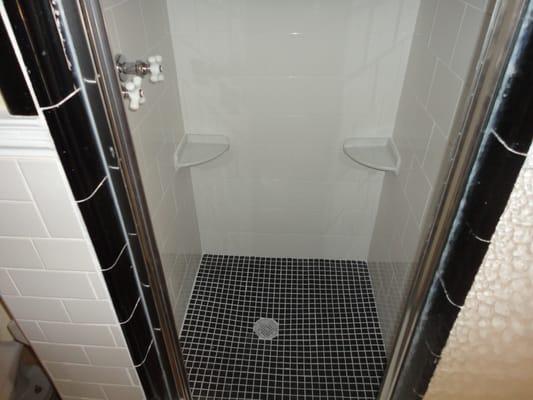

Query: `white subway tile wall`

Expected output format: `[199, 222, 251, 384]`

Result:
[0, 148, 145, 400]
[165, 0, 421, 259]
[100, 0, 202, 332]
[368, 0, 489, 354]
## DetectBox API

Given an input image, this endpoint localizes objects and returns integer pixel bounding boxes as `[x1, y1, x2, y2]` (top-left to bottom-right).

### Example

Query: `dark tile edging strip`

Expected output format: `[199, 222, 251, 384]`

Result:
[394, 4, 533, 399]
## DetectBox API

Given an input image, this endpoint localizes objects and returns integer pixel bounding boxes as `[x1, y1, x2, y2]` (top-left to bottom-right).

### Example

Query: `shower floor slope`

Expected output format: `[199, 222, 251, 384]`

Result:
[180, 255, 387, 399]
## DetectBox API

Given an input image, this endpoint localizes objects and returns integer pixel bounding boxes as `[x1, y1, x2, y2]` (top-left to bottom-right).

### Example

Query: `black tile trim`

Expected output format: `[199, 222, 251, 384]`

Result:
[393, 4, 533, 399]
[3, 2, 178, 399]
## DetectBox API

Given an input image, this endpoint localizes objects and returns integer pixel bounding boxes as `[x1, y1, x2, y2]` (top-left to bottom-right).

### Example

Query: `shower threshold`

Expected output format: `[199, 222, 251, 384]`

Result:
[180, 255, 387, 399]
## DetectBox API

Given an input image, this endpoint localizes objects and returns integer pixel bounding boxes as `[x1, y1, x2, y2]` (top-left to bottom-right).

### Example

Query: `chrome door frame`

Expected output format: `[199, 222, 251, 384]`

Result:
[378, 0, 528, 398]
[75, 1, 191, 398]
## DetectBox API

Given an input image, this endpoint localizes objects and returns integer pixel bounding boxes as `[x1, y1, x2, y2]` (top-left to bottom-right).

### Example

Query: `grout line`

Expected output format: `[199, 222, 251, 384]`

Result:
[133, 338, 154, 368]
[467, 222, 491, 243]
[75, 175, 109, 204]
[18, 318, 126, 328]
[449, 3, 468, 70]
[60, 300, 73, 323]
[15, 160, 52, 238]
[80, 346, 91, 365]
[40, 87, 81, 111]
[35, 321, 48, 341]
[5, 270, 21, 296]
[83, 76, 98, 84]
[101, 243, 128, 272]
[119, 297, 141, 325]
[86, 272, 101, 299]
[426, 0, 441, 48]
[439, 276, 463, 309]
[177, 255, 202, 336]
[30, 340, 124, 350]
[0, 234, 96, 241]
[0, 199, 34, 204]
[29, 238, 47, 269]
[425, 340, 441, 358]
[3, 267, 104, 276]
[490, 128, 528, 157]
[108, 326, 119, 347]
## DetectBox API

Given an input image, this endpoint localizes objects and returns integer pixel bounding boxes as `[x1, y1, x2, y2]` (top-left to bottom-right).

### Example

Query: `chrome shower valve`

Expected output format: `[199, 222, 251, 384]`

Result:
[115, 54, 164, 83]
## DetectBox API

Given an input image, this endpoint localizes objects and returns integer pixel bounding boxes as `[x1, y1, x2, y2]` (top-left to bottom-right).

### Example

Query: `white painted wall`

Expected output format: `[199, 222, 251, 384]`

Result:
[166, 0, 420, 259]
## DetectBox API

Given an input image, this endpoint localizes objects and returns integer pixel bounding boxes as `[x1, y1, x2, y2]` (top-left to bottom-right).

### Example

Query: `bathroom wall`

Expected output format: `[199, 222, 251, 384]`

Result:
[424, 150, 533, 400]
[368, 0, 490, 354]
[166, 0, 421, 259]
[100, 0, 201, 330]
[0, 119, 145, 400]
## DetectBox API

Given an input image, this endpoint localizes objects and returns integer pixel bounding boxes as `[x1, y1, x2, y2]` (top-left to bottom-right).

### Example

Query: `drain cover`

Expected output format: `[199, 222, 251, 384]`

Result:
[253, 318, 279, 340]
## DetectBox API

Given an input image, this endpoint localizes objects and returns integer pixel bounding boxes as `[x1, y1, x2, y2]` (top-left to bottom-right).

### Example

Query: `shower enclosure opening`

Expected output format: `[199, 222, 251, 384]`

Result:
[95, 0, 494, 398]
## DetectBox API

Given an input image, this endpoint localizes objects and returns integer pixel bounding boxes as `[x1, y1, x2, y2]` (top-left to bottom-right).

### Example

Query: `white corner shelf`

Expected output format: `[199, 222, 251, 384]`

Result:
[342, 137, 401, 174]
[174, 134, 230, 170]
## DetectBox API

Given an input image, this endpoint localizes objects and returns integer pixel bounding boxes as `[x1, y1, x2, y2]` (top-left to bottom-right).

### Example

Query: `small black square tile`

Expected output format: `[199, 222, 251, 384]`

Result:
[180, 255, 387, 399]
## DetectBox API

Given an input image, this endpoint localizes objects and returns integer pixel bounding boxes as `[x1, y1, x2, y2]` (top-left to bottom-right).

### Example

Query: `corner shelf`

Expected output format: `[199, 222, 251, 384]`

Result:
[342, 137, 400, 174]
[174, 134, 230, 170]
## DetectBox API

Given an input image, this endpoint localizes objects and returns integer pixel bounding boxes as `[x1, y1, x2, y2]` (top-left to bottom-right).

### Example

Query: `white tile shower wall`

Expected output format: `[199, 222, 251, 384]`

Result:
[0, 123, 145, 399]
[166, 0, 421, 259]
[99, 0, 202, 330]
[368, 0, 489, 355]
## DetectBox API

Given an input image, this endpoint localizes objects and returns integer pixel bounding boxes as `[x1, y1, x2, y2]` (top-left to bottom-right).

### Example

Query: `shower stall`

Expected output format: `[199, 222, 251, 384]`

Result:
[5, 0, 527, 399]
[98, 0, 491, 398]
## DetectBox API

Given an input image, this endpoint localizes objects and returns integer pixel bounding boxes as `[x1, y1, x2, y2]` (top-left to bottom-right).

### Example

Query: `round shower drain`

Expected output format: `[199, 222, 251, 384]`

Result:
[253, 318, 279, 340]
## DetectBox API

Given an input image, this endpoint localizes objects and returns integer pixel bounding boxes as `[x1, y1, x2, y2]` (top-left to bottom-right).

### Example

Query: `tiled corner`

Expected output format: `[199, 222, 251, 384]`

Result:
[164, 0, 420, 259]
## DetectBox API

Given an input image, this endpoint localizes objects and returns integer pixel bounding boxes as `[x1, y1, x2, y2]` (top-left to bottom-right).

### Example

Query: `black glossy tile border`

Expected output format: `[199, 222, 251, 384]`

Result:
[3, 2, 176, 399]
[393, 5, 533, 400]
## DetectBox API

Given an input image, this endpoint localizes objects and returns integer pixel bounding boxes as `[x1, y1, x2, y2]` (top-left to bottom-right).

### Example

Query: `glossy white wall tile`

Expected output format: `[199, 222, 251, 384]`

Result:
[32, 343, 91, 365]
[167, 0, 420, 258]
[18, 159, 84, 238]
[0, 238, 44, 268]
[0, 123, 145, 399]
[368, 0, 489, 354]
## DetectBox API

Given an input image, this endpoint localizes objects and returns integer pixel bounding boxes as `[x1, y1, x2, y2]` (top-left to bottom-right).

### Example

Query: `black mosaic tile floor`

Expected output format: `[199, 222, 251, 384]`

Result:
[180, 255, 387, 399]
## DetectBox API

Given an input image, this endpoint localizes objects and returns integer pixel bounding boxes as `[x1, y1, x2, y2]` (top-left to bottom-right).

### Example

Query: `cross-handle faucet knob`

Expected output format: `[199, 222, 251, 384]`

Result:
[124, 76, 145, 111]
[147, 55, 164, 82]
